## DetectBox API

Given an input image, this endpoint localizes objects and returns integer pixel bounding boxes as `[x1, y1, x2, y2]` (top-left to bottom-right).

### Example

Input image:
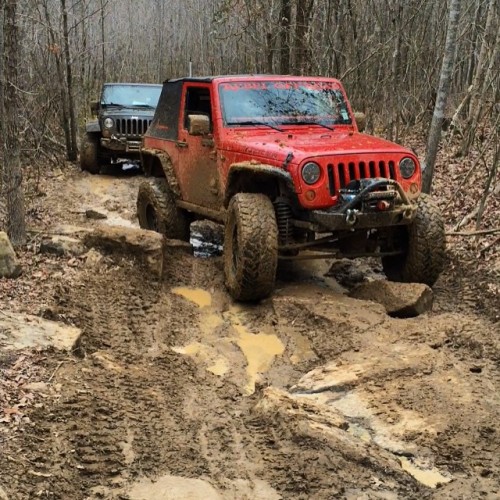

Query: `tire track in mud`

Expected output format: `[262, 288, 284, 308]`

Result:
[2, 228, 499, 498]
[32, 256, 418, 499]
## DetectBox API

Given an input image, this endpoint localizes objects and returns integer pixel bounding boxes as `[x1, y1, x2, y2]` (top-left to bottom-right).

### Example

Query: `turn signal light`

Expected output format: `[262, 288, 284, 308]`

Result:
[305, 190, 316, 201]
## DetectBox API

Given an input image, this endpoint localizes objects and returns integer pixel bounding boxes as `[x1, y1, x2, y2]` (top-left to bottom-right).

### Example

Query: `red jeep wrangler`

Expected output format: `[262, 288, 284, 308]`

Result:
[138, 76, 445, 301]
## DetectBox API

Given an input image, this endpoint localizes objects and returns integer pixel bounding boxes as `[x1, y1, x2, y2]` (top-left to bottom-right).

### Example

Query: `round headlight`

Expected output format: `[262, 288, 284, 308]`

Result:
[301, 162, 321, 185]
[399, 157, 416, 179]
[103, 117, 114, 129]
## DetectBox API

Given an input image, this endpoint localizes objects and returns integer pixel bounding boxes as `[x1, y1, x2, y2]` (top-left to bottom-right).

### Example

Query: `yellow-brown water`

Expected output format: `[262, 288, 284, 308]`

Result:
[224, 306, 285, 395]
[172, 287, 212, 308]
[171, 292, 285, 394]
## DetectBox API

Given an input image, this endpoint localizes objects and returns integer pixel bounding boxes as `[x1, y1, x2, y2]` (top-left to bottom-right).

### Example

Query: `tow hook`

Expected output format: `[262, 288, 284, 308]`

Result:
[346, 209, 357, 226]
[403, 207, 413, 219]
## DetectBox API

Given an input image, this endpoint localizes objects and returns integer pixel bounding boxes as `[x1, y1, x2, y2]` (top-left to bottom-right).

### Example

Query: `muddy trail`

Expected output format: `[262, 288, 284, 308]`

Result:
[1, 168, 499, 499]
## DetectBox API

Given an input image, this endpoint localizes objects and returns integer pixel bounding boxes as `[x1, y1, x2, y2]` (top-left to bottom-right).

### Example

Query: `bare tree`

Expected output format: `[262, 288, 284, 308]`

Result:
[422, 0, 462, 193]
[1, 0, 26, 245]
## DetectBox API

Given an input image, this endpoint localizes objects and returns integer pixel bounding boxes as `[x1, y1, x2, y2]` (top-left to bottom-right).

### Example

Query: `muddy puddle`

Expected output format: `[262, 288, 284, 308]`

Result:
[172, 288, 286, 395]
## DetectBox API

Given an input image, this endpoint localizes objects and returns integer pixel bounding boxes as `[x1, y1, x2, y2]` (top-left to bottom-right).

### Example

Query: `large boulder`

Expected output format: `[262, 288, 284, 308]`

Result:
[40, 235, 86, 256]
[0, 310, 81, 351]
[83, 226, 192, 278]
[0, 231, 22, 278]
[349, 280, 433, 318]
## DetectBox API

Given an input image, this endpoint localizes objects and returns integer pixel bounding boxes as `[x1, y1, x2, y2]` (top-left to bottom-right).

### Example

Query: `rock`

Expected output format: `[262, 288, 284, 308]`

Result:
[84, 248, 104, 268]
[0, 311, 81, 351]
[349, 281, 433, 318]
[85, 209, 108, 220]
[84, 226, 164, 277]
[0, 231, 22, 278]
[83, 226, 191, 278]
[326, 260, 366, 288]
[23, 382, 50, 393]
[254, 387, 410, 481]
[40, 235, 86, 256]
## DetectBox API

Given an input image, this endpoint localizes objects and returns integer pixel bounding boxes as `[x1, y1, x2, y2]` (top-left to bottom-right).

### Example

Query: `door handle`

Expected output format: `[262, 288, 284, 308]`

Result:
[176, 141, 188, 148]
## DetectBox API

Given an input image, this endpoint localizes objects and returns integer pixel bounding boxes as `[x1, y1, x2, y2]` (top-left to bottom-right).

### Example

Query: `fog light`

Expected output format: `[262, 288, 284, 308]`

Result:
[410, 182, 419, 194]
[305, 190, 316, 201]
[377, 200, 390, 211]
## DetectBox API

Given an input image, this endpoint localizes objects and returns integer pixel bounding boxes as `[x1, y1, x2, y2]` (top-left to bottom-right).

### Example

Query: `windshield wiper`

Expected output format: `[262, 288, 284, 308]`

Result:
[131, 104, 155, 109]
[102, 102, 125, 108]
[227, 120, 282, 132]
[287, 120, 335, 131]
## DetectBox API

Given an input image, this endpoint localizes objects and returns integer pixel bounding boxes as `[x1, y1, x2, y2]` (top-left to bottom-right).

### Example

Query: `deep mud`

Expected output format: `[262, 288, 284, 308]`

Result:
[1, 168, 499, 499]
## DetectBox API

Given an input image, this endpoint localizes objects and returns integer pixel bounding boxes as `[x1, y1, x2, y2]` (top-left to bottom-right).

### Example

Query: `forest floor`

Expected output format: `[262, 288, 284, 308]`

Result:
[0, 139, 499, 499]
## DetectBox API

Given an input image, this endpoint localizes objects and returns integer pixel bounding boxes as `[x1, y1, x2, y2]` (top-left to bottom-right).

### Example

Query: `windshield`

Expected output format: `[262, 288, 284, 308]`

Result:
[101, 85, 162, 108]
[219, 81, 352, 127]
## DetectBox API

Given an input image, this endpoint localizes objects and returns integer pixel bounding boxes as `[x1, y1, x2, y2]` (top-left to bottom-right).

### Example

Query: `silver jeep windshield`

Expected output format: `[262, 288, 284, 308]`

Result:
[101, 85, 162, 108]
[219, 81, 352, 127]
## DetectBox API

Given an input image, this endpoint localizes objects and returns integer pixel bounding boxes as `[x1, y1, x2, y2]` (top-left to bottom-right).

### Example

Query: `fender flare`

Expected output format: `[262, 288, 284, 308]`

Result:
[224, 161, 295, 206]
[141, 149, 180, 197]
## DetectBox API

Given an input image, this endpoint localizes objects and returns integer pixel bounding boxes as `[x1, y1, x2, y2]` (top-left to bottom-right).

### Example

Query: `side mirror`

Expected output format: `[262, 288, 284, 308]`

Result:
[188, 114, 210, 136]
[90, 100, 99, 115]
[354, 112, 366, 132]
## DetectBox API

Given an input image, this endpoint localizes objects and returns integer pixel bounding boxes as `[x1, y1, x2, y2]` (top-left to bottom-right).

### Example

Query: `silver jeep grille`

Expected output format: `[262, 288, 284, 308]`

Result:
[115, 118, 151, 137]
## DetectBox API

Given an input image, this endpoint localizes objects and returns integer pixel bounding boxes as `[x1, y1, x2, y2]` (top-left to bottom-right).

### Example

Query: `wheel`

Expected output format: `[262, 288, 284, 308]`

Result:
[80, 133, 101, 174]
[224, 193, 278, 301]
[137, 178, 190, 240]
[382, 193, 446, 286]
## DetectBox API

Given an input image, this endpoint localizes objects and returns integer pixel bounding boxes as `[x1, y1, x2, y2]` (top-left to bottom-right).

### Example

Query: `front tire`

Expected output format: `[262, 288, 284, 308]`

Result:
[224, 193, 278, 301]
[137, 178, 190, 240]
[382, 194, 446, 286]
[80, 133, 101, 174]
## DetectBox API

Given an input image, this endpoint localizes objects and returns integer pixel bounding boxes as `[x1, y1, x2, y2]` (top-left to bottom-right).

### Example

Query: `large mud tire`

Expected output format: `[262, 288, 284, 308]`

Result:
[137, 178, 190, 241]
[224, 193, 278, 302]
[80, 133, 101, 174]
[382, 194, 446, 286]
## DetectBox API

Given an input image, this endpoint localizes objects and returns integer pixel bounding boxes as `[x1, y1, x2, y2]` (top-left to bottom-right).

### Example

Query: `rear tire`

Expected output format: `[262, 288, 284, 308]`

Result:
[80, 133, 101, 174]
[224, 193, 278, 301]
[382, 194, 446, 286]
[137, 178, 190, 240]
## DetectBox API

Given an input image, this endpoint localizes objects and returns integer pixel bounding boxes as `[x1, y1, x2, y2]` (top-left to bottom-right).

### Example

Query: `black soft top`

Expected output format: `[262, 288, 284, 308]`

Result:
[164, 75, 275, 84]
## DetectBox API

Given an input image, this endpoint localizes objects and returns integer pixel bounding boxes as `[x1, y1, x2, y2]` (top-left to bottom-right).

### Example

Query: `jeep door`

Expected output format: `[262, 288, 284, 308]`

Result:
[176, 84, 221, 209]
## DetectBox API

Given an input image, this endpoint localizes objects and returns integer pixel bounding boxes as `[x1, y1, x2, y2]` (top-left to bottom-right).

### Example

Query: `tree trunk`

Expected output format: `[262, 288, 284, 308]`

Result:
[2, 0, 27, 245]
[466, 0, 496, 122]
[61, 0, 78, 161]
[280, 0, 291, 74]
[422, 0, 462, 194]
[100, 0, 106, 84]
[294, 0, 314, 74]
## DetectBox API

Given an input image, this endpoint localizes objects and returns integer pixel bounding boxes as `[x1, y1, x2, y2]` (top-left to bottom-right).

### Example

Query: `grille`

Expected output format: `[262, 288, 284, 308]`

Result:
[326, 160, 396, 196]
[115, 118, 152, 136]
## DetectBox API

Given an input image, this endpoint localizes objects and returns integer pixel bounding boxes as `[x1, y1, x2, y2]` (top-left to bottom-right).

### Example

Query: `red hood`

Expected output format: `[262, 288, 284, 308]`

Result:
[220, 128, 413, 165]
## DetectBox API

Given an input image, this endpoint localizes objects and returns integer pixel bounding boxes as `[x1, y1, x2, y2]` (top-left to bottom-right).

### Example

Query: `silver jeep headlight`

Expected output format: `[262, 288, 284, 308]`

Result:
[301, 162, 321, 185]
[103, 118, 114, 129]
[399, 157, 416, 179]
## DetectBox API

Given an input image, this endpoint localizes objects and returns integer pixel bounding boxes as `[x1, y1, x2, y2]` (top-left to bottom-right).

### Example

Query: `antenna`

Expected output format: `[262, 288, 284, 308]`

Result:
[189, 58, 193, 77]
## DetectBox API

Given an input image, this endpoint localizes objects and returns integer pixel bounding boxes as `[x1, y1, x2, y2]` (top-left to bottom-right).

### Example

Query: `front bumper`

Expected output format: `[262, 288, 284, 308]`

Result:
[295, 178, 417, 232]
[101, 137, 141, 153]
[307, 204, 416, 231]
